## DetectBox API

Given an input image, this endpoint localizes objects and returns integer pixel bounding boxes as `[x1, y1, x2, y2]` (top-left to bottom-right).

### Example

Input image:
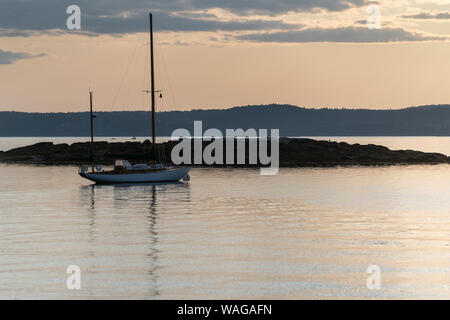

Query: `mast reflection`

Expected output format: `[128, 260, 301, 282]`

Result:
[81, 181, 190, 298]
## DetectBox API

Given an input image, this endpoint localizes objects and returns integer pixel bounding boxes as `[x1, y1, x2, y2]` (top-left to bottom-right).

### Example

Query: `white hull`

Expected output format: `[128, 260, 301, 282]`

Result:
[80, 167, 190, 184]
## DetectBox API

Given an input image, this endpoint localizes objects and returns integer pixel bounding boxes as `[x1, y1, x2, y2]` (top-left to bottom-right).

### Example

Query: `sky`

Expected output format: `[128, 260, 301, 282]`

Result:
[2, 0, 450, 112]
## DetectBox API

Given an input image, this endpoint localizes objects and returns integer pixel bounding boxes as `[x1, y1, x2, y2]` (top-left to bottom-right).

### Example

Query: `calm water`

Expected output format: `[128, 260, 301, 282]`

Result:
[1, 161, 450, 299]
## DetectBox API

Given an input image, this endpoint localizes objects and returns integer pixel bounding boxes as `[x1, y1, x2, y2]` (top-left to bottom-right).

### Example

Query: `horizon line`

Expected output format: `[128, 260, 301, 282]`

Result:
[1, 103, 450, 114]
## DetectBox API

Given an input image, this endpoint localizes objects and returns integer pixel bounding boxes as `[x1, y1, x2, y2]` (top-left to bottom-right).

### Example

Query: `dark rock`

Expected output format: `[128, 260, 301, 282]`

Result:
[0, 138, 449, 167]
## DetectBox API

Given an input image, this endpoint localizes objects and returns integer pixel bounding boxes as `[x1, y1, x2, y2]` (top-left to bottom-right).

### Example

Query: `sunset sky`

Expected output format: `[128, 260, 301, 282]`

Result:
[2, 0, 450, 112]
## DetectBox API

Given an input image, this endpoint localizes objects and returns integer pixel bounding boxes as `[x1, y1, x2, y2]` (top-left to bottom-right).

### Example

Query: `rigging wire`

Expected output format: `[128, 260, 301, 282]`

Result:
[111, 33, 144, 109]
[154, 31, 177, 111]
[153, 36, 162, 114]
[142, 35, 149, 111]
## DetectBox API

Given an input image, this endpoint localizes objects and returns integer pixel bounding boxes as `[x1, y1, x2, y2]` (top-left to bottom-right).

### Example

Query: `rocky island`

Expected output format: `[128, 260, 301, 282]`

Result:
[0, 138, 449, 167]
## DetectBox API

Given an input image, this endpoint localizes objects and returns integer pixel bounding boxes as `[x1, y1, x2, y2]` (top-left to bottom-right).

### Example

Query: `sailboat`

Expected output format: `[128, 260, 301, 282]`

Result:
[78, 12, 190, 184]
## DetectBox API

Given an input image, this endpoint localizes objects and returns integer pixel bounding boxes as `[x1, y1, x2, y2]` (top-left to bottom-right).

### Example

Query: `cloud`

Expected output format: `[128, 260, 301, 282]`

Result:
[354, 19, 392, 27]
[83, 11, 301, 34]
[0, 29, 34, 37]
[185, 0, 370, 15]
[0, 0, 367, 36]
[236, 27, 447, 43]
[0, 0, 444, 45]
[401, 12, 450, 20]
[0, 49, 45, 65]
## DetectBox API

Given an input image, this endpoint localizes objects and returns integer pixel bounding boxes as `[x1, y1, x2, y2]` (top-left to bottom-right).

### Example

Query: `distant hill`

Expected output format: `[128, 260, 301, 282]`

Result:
[1, 104, 450, 136]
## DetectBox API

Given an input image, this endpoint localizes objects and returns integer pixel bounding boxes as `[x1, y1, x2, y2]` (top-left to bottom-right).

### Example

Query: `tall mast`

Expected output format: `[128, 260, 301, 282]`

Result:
[89, 90, 94, 171]
[149, 12, 157, 163]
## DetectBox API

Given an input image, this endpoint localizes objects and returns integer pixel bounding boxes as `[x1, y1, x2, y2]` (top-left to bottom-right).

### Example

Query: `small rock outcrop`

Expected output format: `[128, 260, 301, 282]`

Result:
[0, 138, 448, 166]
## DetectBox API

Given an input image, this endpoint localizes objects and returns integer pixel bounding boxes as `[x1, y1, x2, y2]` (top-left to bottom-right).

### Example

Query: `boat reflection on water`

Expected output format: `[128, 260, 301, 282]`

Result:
[79, 181, 191, 298]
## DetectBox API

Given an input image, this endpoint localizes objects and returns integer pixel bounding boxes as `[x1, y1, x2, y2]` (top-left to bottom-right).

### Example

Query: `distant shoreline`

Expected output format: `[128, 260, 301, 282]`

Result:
[1, 138, 448, 167]
[3, 135, 450, 137]
[2, 136, 450, 157]
[3, 104, 450, 137]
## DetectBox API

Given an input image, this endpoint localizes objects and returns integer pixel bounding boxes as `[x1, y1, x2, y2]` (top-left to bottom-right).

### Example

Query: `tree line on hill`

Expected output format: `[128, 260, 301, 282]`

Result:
[1, 104, 450, 137]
